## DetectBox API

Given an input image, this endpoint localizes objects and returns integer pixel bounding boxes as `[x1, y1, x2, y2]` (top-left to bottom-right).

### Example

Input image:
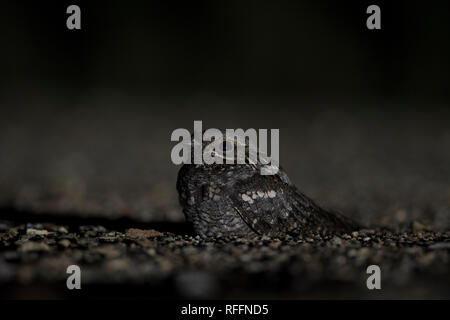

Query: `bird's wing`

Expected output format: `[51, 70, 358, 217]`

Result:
[229, 173, 358, 237]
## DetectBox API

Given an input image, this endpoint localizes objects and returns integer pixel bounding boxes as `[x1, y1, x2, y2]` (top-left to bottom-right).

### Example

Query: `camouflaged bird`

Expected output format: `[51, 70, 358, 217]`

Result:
[176, 134, 359, 238]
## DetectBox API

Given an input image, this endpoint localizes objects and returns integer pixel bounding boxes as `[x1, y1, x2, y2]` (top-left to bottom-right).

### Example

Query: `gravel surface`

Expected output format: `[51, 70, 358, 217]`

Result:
[1, 215, 449, 299]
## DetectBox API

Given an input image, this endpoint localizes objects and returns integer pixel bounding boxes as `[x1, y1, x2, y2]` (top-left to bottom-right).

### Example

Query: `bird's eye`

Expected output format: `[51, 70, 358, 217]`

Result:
[222, 141, 230, 152]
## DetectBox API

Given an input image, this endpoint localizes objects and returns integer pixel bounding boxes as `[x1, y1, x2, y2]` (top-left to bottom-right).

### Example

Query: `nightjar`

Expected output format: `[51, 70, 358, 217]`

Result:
[176, 134, 359, 238]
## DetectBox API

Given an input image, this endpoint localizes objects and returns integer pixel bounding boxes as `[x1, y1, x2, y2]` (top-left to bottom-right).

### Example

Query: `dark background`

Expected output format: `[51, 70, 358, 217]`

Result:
[0, 0, 449, 228]
[1, 0, 450, 99]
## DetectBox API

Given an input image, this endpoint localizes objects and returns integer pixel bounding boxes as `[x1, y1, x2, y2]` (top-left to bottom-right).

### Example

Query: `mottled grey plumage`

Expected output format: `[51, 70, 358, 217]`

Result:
[176, 137, 359, 238]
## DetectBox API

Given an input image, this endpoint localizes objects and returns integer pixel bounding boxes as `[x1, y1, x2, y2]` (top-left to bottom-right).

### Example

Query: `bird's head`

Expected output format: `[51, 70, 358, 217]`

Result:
[187, 129, 279, 175]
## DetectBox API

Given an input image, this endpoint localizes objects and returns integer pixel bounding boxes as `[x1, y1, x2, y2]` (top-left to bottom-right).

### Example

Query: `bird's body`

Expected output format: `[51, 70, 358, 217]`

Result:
[177, 162, 359, 238]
